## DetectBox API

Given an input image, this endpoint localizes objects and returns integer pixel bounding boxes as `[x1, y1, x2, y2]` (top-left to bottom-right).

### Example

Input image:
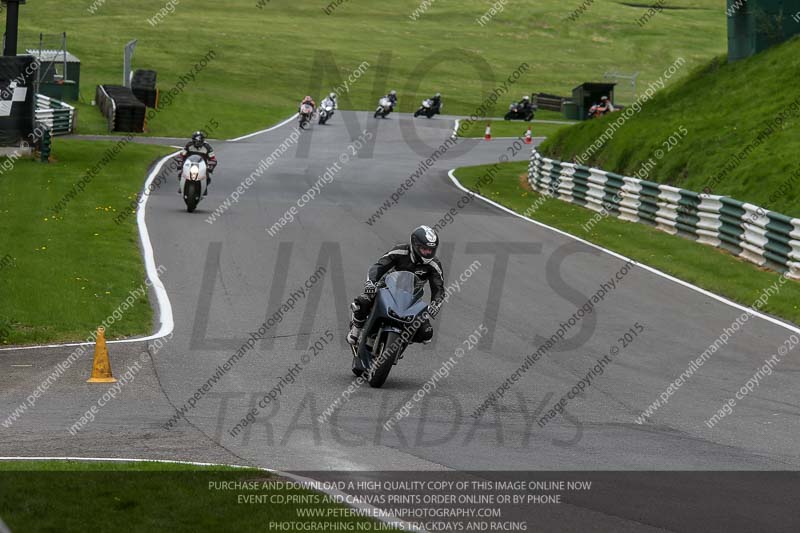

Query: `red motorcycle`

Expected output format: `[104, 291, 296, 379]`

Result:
[299, 103, 314, 129]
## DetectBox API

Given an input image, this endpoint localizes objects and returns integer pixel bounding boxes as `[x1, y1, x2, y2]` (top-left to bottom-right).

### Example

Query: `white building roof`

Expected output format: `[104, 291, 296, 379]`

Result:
[25, 49, 81, 63]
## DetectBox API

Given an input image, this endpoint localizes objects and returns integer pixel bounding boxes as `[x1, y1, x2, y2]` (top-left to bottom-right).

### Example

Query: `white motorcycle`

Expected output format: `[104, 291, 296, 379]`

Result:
[374, 97, 394, 119]
[318, 100, 335, 125]
[299, 103, 314, 129]
[179, 154, 209, 212]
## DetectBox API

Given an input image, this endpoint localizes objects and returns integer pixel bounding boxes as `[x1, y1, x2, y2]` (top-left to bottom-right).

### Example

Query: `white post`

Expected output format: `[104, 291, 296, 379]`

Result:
[123, 39, 137, 87]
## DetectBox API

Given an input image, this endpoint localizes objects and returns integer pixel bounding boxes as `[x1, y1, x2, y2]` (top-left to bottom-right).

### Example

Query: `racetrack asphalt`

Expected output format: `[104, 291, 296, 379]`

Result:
[2, 111, 799, 531]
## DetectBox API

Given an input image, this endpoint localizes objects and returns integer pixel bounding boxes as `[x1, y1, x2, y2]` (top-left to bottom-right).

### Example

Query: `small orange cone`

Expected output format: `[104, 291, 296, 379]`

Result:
[524, 126, 532, 144]
[87, 327, 116, 383]
[484, 123, 492, 141]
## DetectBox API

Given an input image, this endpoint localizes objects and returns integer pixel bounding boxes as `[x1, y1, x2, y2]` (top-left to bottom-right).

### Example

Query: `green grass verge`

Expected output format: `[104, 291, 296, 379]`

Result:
[454, 162, 800, 325]
[24, 0, 726, 138]
[540, 37, 800, 217]
[0, 460, 396, 532]
[0, 140, 173, 345]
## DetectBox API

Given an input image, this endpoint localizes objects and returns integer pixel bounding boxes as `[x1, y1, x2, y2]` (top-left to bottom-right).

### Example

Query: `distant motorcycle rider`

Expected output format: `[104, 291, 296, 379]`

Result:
[347, 225, 445, 346]
[386, 89, 398, 109]
[588, 96, 614, 119]
[176, 131, 217, 195]
[597, 95, 614, 113]
[430, 92, 442, 114]
[518, 95, 534, 115]
[321, 92, 337, 112]
[300, 95, 316, 112]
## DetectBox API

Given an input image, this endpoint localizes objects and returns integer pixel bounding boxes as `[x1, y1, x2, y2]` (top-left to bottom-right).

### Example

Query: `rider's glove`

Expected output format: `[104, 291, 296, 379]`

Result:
[364, 280, 377, 296]
[427, 302, 440, 319]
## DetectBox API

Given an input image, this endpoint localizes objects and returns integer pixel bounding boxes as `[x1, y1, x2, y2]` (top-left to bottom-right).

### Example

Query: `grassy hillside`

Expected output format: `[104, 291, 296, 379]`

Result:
[540, 37, 800, 217]
[20, 0, 726, 138]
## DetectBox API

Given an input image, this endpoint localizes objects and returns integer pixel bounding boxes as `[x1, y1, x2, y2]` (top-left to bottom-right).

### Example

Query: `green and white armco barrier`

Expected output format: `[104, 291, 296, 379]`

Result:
[35, 94, 76, 135]
[528, 149, 800, 279]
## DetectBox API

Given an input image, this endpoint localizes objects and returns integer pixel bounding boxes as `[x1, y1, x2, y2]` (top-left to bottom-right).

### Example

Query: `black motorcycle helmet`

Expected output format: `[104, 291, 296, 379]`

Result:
[191, 131, 205, 148]
[409, 225, 439, 265]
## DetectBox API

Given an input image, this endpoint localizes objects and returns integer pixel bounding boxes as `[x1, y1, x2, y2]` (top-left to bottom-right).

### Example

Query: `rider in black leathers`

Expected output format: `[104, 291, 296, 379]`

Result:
[386, 90, 398, 109]
[176, 131, 217, 195]
[430, 92, 442, 114]
[347, 226, 445, 346]
[518, 95, 534, 117]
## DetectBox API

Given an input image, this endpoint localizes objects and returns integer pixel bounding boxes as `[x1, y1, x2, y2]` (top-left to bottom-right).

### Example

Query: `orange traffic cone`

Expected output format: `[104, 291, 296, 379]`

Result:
[87, 327, 116, 383]
[524, 126, 532, 144]
[484, 123, 492, 141]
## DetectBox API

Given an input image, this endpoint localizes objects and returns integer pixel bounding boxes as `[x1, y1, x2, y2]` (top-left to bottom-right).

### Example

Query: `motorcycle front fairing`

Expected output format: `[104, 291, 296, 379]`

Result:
[179, 155, 208, 195]
[354, 272, 428, 372]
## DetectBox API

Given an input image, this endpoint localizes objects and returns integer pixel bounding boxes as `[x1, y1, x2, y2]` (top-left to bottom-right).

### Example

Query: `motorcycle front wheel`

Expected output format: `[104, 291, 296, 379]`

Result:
[184, 181, 200, 213]
[368, 331, 401, 388]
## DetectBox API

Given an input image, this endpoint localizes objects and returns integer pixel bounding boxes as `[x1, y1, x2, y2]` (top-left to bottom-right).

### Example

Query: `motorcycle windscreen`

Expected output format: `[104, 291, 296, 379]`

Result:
[183, 155, 207, 180]
[381, 271, 420, 312]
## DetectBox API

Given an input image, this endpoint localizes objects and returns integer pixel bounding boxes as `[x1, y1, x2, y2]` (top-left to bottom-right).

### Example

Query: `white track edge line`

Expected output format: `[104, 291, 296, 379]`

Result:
[0, 456, 424, 532]
[447, 168, 800, 336]
[1, 116, 299, 353]
[0, 154, 178, 352]
[227, 114, 298, 142]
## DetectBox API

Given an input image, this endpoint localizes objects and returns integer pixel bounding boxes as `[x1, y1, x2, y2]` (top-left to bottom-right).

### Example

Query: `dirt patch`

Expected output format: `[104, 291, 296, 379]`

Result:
[519, 173, 533, 192]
